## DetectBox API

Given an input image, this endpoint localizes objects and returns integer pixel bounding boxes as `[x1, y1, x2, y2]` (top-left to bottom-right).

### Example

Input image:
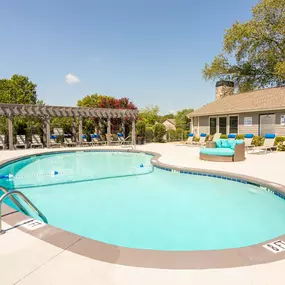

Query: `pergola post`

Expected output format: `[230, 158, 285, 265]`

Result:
[72, 117, 77, 143]
[190, 118, 193, 133]
[7, 114, 13, 150]
[44, 116, 50, 148]
[78, 116, 83, 145]
[131, 118, 136, 145]
[107, 117, 111, 146]
[121, 118, 125, 136]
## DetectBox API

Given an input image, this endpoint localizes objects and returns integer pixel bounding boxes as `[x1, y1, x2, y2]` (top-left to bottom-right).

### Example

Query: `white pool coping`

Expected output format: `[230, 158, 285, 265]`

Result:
[1, 143, 285, 285]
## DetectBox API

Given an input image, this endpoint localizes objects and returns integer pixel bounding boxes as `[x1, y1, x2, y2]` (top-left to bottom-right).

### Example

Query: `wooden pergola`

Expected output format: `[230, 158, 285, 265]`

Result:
[0, 103, 138, 150]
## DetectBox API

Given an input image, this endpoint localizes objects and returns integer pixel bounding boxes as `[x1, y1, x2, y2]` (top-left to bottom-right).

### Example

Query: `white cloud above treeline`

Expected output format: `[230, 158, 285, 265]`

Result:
[65, 73, 80, 84]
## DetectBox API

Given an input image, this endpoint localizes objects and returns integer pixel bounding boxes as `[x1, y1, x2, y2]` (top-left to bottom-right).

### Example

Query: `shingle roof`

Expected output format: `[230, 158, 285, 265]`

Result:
[189, 87, 285, 117]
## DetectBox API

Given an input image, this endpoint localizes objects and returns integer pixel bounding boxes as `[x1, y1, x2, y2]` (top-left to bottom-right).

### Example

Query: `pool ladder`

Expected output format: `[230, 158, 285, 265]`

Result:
[0, 186, 48, 235]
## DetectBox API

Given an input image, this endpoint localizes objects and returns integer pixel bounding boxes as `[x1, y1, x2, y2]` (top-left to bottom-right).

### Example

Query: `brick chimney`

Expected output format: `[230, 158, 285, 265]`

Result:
[216, 80, 234, 100]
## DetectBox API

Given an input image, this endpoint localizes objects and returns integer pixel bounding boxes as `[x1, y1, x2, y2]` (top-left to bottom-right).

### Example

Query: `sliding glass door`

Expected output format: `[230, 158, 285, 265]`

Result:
[219, 117, 227, 135]
[210, 118, 217, 135]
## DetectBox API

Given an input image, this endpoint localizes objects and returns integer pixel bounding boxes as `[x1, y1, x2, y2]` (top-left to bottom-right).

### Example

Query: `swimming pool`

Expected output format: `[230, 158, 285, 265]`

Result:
[1, 151, 285, 251]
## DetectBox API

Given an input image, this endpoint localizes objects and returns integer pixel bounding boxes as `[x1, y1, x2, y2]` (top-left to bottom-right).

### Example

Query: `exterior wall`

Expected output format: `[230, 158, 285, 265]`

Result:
[275, 111, 285, 136]
[198, 116, 209, 134]
[193, 117, 199, 136]
[196, 110, 285, 137]
[238, 113, 259, 135]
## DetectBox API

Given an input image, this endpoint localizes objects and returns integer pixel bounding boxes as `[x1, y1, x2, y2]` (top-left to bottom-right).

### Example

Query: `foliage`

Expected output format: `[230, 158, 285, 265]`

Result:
[0, 74, 37, 104]
[175, 109, 194, 130]
[0, 74, 41, 137]
[77, 94, 137, 109]
[252, 136, 264, 146]
[145, 127, 154, 143]
[165, 128, 185, 141]
[136, 121, 146, 138]
[139, 105, 160, 126]
[51, 117, 73, 134]
[166, 129, 177, 141]
[153, 123, 166, 142]
[275, 136, 285, 150]
[202, 0, 285, 92]
[159, 113, 175, 123]
[236, 134, 245, 140]
[77, 94, 137, 137]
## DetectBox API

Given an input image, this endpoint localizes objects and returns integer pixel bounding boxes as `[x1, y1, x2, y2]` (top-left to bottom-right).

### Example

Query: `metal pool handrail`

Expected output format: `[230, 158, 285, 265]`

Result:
[0, 188, 48, 235]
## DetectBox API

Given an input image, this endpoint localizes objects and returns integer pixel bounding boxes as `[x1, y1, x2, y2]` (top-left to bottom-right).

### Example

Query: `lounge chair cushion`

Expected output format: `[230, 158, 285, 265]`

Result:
[200, 133, 207, 137]
[245, 134, 254, 138]
[265, 134, 275, 139]
[228, 133, 236, 139]
[200, 148, 235, 156]
[214, 139, 222, 148]
[188, 133, 194, 137]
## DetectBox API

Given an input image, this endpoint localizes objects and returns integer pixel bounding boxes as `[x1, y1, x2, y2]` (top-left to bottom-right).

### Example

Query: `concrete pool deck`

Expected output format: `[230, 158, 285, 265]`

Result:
[1, 143, 285, 284]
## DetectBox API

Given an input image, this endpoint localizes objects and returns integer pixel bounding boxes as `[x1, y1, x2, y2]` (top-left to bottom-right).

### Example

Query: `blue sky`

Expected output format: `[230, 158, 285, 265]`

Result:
[0, 0, 257, 114]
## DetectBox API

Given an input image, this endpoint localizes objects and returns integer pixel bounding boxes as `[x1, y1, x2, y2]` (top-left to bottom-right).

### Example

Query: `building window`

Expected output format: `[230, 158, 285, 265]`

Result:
[230, 116, 238, 134]
[219, 117, 227, 135]
[210, 118, 217, 135]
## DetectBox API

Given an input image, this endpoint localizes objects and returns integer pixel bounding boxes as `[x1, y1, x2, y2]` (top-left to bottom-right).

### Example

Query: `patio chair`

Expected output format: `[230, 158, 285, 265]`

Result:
[81, 134, 92, 147]
[213, 133, 222, 141]
[63, 137, 77, 147]
[14, 135, 27, 149]
[50, 135, 61, 148]
[175, 133, 195, 146]
[227, 133, 237, 140]
[248, 134, 277, 154]
[90, 134, 107, 145]
[185, 133, 195, 145]
[117, 133, 132, 145]
[243, 134, 254, 150]
[190, 133, 207, 147]
[31, 134, 43, 148]
[0, 135, 6, 150]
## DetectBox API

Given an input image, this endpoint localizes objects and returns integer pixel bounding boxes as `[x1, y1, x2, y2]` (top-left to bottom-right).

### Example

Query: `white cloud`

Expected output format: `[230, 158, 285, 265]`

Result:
[169, 110, 176, 114]
[65, 73, 80, 84]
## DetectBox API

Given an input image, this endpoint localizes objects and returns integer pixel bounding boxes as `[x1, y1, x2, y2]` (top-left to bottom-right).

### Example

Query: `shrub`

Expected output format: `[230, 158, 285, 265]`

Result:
[166, 129, 176, 141]
[153, 123, 166, 142]
[145, 127, 153, 143]
[136, 121, 146, 138]
[176, 128, 184, 141]
[275, 136, 285, 151]
[236, 134, 245, 140]
[252, 136, 264, 146]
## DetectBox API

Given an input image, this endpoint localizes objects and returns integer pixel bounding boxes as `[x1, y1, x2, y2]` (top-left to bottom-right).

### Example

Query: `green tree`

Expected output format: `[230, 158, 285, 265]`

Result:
[153, 123, 166, 142]
[77, 94, 104, 107]
[0, 75, 39, 136]
[159, 113, 175, 123]
[0, 74, 37, 104]
[175, 108, 194, 130]
[139, 105, 160, 126]
[202, 0, 285, 92]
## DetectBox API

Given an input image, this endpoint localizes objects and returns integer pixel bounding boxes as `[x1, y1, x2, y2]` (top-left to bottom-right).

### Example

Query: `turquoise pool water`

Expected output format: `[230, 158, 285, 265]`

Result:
[1, 151, 285, 251]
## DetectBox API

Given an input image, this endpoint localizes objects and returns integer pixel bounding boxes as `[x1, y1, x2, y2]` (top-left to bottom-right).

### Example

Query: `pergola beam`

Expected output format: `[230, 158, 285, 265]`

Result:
[0, 103, 138, 150]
